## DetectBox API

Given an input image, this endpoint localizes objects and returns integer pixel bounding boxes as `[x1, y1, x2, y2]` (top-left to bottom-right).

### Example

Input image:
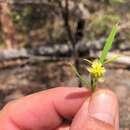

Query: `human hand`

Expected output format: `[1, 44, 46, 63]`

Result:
[0, 87, 119, 130]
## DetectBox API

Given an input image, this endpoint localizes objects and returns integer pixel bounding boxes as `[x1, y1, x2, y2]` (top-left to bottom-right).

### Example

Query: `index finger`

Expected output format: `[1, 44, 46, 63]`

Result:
[0, 87, 91, 130]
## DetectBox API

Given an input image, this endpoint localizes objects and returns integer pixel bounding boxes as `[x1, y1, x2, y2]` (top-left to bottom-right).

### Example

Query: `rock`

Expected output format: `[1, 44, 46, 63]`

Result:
[114, 85, 128, 100]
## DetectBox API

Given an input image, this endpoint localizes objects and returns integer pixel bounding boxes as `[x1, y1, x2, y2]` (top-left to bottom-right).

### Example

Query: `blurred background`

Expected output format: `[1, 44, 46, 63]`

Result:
[0, 0, 130, 129]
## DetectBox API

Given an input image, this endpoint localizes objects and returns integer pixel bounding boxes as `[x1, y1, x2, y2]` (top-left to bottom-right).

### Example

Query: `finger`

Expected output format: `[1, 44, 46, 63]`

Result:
[71, 89, 119, 130]
[0, 87, 91, 130]
[55, 124, 70, 130]
[115, 109, 119, 130]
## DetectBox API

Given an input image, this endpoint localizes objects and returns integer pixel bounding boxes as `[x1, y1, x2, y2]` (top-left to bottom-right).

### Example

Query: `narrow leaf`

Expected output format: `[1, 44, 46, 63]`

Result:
[69, 63, 88, 85]
[99, 25, 118, 64]
[104, 55, 120, 64]
[83, 59, 92, 65]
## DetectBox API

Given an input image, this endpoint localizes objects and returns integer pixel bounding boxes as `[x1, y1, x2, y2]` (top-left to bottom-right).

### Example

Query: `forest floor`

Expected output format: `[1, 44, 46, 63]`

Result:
[0, 62, 129, 130]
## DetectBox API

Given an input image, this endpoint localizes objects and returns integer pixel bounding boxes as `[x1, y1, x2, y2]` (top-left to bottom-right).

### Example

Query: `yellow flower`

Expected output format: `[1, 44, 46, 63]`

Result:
[87, 60, 106, 78]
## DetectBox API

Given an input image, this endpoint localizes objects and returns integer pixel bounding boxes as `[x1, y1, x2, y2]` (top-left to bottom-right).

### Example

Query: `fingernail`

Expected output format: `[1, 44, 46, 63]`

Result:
[89, 90, 118, 125]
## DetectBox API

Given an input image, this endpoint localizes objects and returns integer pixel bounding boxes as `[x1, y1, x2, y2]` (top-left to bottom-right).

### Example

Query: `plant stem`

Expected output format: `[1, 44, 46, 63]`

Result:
[91, 76, 97, 92]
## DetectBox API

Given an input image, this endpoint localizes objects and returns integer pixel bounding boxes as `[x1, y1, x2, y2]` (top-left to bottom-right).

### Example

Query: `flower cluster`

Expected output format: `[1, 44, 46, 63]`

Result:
[87, 60, 106, 79]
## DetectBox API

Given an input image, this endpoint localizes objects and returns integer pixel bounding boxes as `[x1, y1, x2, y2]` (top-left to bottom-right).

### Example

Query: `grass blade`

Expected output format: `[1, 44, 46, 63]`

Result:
[83, 59, 92, 65]
[104, 55, 120, 64]
[99, 25, 118, 64]
[69, 63, 89, 86]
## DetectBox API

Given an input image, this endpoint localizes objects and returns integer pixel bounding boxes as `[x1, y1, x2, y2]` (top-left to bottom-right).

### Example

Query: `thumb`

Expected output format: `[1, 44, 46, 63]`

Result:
[70, 89, 119, 130]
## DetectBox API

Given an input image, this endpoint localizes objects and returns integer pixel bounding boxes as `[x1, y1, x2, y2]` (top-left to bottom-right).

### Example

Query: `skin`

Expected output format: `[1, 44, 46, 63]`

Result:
[0, 87, 119, 130]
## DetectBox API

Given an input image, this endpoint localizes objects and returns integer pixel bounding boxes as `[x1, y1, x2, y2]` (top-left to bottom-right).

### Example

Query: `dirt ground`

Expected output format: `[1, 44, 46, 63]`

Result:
[0, 64, 129, 130]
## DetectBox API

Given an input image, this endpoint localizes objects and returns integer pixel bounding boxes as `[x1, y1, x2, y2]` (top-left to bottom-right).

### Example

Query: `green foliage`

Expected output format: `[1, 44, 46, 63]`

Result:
[99, 25, 118, 64]
[70, 63, 88, 86]
[11, 11, 21, 23]
[104, 55, 120, 64]
[71, 25, 118, 91]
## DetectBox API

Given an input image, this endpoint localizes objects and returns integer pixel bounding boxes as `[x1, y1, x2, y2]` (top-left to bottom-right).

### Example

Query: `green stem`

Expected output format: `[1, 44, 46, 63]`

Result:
[91, 76, 97, 92]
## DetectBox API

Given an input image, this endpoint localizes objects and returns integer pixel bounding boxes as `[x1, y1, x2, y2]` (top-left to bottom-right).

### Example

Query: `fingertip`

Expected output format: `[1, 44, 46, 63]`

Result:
[93, 89, 118, 101]
[71, 89, 119, 130]
[89, 89, 118, 126]
[95, 90, 119, 130]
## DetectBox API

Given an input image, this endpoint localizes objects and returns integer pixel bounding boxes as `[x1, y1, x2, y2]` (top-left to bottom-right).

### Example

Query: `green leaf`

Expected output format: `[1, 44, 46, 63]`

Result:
[99, 25, 118, 64]
[69, 63, 89, 86]
[104, 55, 120, 64]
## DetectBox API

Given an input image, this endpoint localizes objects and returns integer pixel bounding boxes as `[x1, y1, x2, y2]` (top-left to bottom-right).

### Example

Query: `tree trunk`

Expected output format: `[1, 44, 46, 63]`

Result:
[0, 2, 17, 49]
